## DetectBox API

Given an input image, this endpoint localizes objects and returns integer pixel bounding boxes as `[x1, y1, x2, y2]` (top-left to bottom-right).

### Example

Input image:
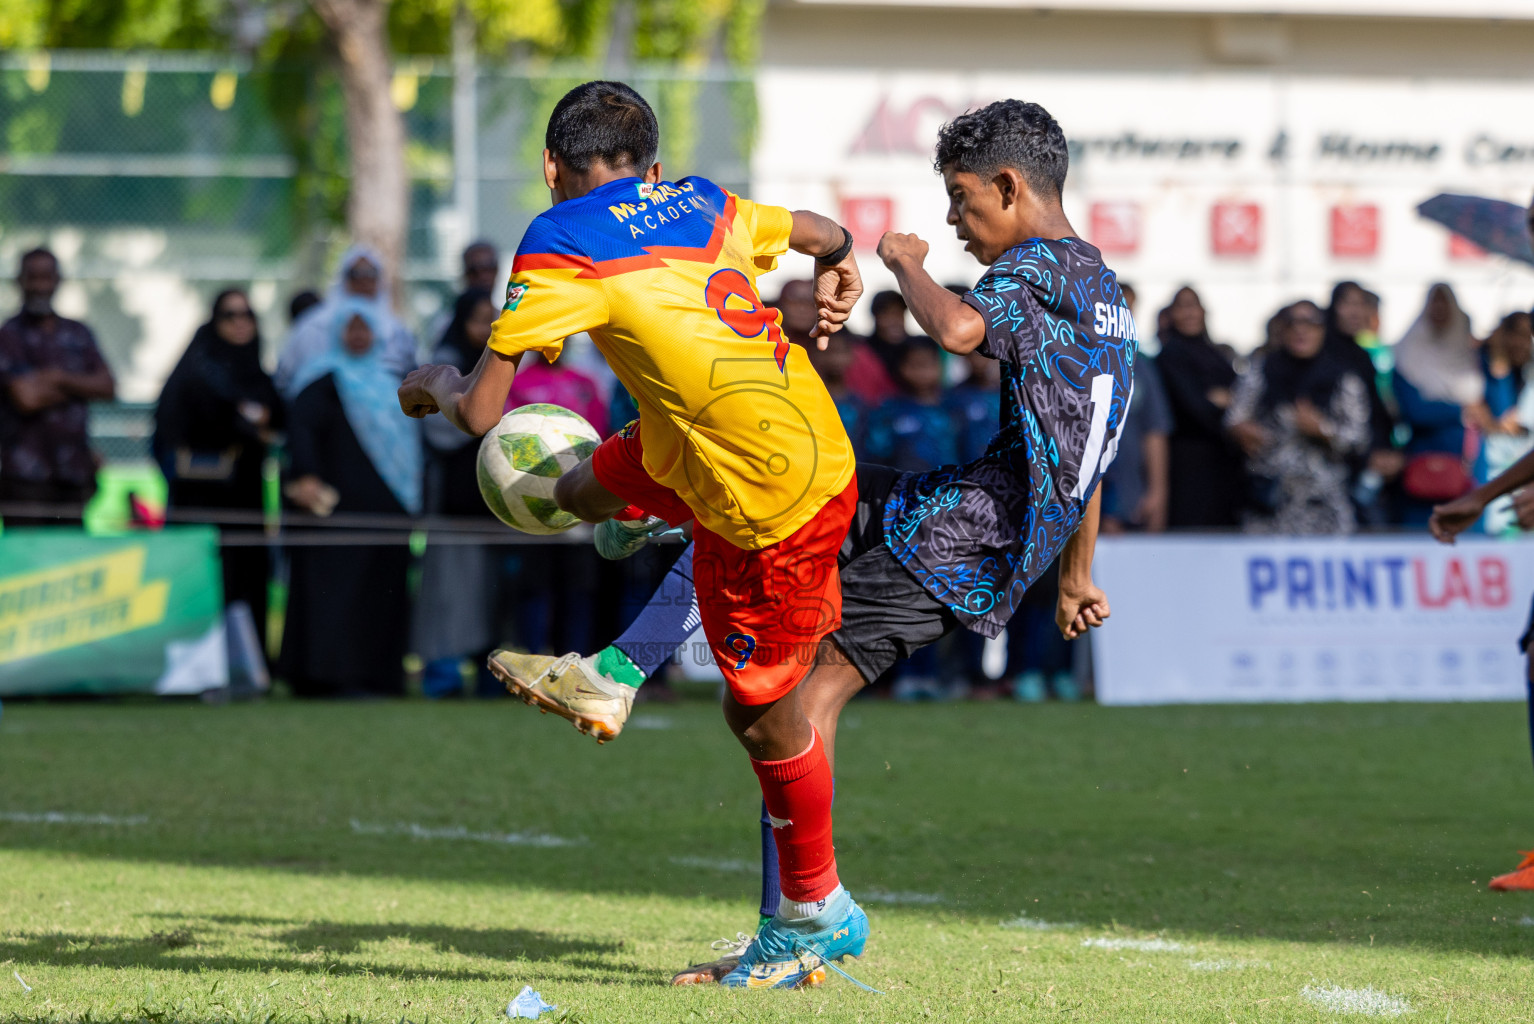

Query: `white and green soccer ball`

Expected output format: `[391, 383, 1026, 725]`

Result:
[477, 403, 601, 534]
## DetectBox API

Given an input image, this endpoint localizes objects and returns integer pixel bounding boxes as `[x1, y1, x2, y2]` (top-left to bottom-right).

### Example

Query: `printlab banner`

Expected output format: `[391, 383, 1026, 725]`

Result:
[0, 526, 223, 696]
[1093, 535, 1534, 705]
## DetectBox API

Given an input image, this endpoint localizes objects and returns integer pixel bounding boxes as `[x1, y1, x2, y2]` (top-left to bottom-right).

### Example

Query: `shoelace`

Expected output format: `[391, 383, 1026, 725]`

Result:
[710, 932, 755, 958]
[540, 652, 582, 681]
[743, 920, 884, 995]
[790, 936, 884, 995]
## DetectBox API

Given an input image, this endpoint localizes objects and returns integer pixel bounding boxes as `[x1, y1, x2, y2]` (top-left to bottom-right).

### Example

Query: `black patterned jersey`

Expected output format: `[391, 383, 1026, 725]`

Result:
[881, 238, 1136, 638]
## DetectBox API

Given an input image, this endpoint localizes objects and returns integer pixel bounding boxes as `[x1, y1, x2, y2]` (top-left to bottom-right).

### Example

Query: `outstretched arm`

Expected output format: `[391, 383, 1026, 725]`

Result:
[877, 232, 985, 354]
[1057, 490, 1110, 640]
[398, 346, 522, 437]
[1429, 445, 1534, 543]
[788, 210, 862, 342]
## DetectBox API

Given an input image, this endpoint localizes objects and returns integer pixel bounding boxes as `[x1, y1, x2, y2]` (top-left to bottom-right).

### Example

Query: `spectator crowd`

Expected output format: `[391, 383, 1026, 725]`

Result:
[2, 241, 1531, 702]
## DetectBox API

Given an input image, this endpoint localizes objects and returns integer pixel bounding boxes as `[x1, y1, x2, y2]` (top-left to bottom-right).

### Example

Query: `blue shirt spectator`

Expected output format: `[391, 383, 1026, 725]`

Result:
[804, 330, 868, 458]
[1101, 351, 1173, 531]
[943, 349, 1001, 464]
[866, 338, 957, 472]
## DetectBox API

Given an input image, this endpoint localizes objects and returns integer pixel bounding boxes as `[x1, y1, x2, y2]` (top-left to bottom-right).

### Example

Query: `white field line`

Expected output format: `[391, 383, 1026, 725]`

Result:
[859, 889, 945, 905]
[1301, 984, 1413, 1017]
[628, 715, 674, 730]
[1188, 958, 1263, 971]
[1000, 915, 1079, 931]
[14, 972, 31, 992]
[1519, 916, 1534, 928]
[348, 820, 582, 847]
[669, 855, 755, 873]
[1082, 937, 1192, 952]
[0, 811, 148, 826]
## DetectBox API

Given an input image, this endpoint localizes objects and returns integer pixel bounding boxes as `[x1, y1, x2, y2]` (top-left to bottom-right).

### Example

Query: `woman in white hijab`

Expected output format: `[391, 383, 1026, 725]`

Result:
[1393, 282, 1482, 524]
[274, 243, 419, 396]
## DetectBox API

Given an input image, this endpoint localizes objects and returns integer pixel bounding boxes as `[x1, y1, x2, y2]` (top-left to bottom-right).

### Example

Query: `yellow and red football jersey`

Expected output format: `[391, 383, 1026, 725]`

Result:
[488, 176, 854, 550]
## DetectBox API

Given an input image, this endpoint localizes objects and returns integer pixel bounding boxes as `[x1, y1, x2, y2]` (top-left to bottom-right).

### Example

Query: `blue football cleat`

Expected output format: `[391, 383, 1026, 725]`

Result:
[720, 889, 869, 990]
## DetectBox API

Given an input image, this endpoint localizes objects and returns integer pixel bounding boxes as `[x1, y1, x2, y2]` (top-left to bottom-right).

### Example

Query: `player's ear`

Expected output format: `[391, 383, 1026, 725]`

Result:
[994, 168, 1025, 209]
[542, 149, 560, 194]
[642, 161, 663, 184]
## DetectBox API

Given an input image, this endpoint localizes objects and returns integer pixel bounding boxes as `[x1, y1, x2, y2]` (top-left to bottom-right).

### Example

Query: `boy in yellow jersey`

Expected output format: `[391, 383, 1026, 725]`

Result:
[398, 81, 869, 988]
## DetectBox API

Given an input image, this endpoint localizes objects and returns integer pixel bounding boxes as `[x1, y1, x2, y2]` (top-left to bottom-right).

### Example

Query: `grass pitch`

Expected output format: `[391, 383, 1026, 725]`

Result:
[1, 697, 1532, 1023]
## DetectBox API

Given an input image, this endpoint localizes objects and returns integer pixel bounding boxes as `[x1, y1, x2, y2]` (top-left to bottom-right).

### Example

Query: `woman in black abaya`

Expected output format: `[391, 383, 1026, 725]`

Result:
[1153, 286, 1246, 528]
[153, 289, 283, 655]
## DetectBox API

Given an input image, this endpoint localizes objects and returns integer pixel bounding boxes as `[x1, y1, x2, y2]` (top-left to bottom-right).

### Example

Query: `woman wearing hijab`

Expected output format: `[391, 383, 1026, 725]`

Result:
[1227, 300, 1371, 535]
[1471, 312, 1534, 535]
[153, 288, 283, 656]
[1153, 286, 1245, 528]
[281, 298, 422, 698]
[1393, 283, 1482, 526]
[413, 289, 501, 697]
[273, 244, 418, 396]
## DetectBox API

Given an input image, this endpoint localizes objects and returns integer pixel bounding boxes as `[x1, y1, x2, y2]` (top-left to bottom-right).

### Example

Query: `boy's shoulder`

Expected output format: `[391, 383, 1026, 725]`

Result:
[986, 236, 1102, 275]
[518, 175, 733, 261]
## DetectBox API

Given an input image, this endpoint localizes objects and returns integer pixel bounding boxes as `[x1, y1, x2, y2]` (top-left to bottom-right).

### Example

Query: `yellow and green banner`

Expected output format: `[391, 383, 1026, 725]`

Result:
[0, 527, 222, 695]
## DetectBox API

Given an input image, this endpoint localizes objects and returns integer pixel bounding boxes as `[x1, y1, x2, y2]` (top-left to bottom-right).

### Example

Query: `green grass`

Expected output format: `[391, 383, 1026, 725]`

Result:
[1, 698, 1532, 1023]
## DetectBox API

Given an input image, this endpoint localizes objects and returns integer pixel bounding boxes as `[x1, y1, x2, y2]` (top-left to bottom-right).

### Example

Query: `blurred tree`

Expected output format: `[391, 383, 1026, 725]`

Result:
[2, 0, 765, 300]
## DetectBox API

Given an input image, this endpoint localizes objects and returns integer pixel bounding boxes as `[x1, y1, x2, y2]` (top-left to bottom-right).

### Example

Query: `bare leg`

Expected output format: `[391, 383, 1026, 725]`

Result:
[553, 460, 628, 522]
[798, 637, 869, 775]
[722, 685, 812, 761]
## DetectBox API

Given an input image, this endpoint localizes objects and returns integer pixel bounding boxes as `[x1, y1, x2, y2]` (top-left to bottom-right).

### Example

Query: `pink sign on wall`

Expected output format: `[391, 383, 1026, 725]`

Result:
[1330, 204, 1379, 258]
[840, 197, 894, 251]
[1090, 202, 1142, 255]
[1211, 202, 1262, 257]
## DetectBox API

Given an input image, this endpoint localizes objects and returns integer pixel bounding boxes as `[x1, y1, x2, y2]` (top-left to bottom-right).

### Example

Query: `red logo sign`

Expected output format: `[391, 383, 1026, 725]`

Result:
[1090, 202, 1141, 255]
[1330, 204, 1379, 258]
[1448, 233, 1486, 261]
[1211, 202, 1262, 257]
[841, 197, 894, 251]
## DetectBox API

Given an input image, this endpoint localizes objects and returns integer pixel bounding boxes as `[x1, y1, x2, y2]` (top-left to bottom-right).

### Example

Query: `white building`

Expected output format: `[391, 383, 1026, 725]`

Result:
[751, 0, 1534, 347]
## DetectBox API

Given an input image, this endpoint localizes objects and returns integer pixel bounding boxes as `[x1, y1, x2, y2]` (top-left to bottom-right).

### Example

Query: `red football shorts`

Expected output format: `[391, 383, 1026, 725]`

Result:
[590, 422, 855, 705]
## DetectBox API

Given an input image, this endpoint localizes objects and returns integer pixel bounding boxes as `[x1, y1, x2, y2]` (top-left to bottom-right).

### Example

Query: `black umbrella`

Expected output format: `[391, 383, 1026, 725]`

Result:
[1416, 193, 1534, 266]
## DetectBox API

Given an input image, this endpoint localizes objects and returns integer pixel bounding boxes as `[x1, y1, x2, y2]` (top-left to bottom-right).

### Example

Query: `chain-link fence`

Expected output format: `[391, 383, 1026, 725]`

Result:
[0, 52, 753, 405]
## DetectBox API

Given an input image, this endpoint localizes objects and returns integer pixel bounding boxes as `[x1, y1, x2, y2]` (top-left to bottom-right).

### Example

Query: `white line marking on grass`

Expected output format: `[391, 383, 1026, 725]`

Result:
[669, 856, 754, 872]
[1519, 916, 1534, 928]
[1301, 984, 1413, 1016]
[14, 972, 31, 992]
[629, 715, 673, 730]
[1188, 959, 1262, 972]
[1000, 915, 1078, 931]
[860, 889, 945, 905]
[1082, 937, 1192, 952]
[348, 820, 582, 847]
[0, 811, 148, 826]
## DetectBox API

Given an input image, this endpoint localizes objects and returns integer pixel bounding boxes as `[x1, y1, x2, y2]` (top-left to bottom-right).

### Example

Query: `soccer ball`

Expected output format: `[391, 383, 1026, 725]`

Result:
[477, 403, 601, 534]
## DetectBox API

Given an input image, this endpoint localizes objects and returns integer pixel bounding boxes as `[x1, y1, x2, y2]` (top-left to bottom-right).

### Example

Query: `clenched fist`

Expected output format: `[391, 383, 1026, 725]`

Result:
[877, 232, 929, 270]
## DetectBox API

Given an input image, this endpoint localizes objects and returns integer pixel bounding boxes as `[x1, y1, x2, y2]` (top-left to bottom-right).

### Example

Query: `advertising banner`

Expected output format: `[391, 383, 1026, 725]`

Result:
[0, 526, 223, 696]
[1092, 535, 1533, 705]
[753, 69, 1534, 347]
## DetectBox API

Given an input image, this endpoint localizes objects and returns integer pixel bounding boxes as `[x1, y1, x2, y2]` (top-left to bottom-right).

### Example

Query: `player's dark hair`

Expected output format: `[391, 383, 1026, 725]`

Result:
[934, 99, 1068, 201]
[545, 81, 659, 173]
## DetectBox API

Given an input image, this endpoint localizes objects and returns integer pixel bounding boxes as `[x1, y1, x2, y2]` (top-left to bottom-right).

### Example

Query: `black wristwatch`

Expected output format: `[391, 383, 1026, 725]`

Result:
[815, 226, 854, 267]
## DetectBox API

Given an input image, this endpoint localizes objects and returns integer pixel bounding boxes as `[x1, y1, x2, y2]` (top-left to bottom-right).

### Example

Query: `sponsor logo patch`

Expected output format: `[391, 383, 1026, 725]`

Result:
[503, 280, 529, 312]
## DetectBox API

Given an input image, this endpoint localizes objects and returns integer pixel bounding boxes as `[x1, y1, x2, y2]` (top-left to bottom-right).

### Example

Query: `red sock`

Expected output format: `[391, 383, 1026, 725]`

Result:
[751, 729, 839, 903]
